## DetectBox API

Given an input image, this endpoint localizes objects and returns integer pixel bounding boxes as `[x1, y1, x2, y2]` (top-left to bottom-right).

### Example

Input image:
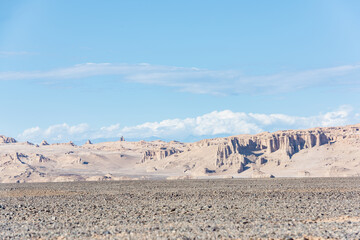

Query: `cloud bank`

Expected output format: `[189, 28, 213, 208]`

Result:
[1, 62, 360, 95]
[17, 105, 359, 143]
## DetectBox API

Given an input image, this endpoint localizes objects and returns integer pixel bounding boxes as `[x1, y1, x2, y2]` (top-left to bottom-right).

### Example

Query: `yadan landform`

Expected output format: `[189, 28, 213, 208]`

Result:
[1, 124, 360, 239]
[1, 123, 359, 183]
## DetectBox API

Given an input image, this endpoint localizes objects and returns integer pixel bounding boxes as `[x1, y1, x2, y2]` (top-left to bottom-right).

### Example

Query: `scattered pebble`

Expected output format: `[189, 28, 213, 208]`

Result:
[0, 178, 359, 239]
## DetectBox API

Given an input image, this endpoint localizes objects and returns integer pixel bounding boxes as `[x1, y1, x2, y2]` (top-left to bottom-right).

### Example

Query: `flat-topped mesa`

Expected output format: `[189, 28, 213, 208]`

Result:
[216, 130, 329, 168]
[141, 147, 183, 163]
[321, 124, 360, 143]
[191, 138, 224, 148]
[266, 130, 329, 156]
[0, 135, 17, 143]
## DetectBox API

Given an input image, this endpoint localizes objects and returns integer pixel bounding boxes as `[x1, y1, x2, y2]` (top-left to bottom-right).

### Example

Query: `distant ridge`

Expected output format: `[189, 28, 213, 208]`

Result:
[0, 123, 359, 183]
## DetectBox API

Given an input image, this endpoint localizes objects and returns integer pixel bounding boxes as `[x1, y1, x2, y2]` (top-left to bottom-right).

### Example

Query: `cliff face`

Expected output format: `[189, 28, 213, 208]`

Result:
[141, 147, 183, 163]
[139, 124, 360, 176]
[216, 131, 329, 165]
[215, 130, 329, 172]
[1, 123, 360, 183]
[139, 129, 331, 169]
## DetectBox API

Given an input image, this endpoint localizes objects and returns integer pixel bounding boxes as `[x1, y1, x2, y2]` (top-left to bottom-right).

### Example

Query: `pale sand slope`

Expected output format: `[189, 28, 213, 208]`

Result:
[0, 123, 359, 183]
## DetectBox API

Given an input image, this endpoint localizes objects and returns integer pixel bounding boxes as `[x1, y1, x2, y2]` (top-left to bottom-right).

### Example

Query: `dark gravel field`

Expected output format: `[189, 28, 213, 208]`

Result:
[1, 178, 360, 239]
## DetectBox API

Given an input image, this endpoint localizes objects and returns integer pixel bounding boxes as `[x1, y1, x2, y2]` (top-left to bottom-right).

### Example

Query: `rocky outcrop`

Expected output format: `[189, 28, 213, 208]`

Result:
[41, 140, 49, 146]
[0, 136, 17, 143]
[141, 147, 183, 163]
[72, 157, 86, 165]
[33, 154, 52, 163]
[120, 136, 125, 141]
[0, 152, 51, 164]
[85, 140, 92, 145]
[266, 130, 329, 155]
[0, 123, 360, 182]
[321, 124, 360, 144]
[0, 152, 47, 183]
[215, 130, 330, 173]
[216, 145, 247, 169]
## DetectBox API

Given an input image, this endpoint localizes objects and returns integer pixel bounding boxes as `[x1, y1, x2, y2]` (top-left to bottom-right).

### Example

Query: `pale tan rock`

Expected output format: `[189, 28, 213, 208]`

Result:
[0, 135, 17, 143]
[0, 123, 360, 183]
[141, 147, 183, 163]
[40, 140, 49, 146]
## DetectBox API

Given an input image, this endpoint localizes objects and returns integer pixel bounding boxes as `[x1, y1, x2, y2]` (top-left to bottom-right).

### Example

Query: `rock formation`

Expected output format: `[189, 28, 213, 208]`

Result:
[214, 129, 329, 173]
[34, 154, 52, 163]
[85, 140, 92, 145]
[0, 135, 17, 143]
[138, 124, 360, 178]
[141, 147, 183, 163]
[41, 140, 49, 146]
[0, 123, 360, 183]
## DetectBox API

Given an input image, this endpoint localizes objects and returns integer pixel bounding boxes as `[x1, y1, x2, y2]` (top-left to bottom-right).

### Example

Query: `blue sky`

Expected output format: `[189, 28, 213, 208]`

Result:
[1, 0, 360, 143]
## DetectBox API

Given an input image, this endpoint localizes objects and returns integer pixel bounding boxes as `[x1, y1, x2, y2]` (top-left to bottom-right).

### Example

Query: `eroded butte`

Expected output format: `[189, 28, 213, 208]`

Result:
[1, 124, 359, 183]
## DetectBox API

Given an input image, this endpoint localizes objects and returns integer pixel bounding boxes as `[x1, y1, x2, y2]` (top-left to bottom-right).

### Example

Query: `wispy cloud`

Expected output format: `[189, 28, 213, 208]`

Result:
[1, 62, 360, 95]
[17, 105, 359, 143]
[19, 123, 90, 142]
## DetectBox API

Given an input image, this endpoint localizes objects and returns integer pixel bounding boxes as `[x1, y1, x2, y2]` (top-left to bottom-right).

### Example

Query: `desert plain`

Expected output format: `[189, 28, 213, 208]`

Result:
[1, 178, 360, 239]
[1, 123, 360, 239]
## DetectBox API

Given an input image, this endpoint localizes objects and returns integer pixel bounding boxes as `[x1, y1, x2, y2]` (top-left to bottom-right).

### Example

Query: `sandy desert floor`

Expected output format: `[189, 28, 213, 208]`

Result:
[1, 178, 360, 239]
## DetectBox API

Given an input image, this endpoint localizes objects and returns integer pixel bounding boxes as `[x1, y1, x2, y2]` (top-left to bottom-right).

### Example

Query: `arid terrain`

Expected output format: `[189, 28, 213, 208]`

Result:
[1, 178, 360, 239]
[1, 123, 360, 183]
[1, 125, 360, 239]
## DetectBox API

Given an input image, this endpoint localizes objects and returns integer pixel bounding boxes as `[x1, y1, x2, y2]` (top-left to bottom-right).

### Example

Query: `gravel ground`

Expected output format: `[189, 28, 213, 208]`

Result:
[1, 178, 360, 239]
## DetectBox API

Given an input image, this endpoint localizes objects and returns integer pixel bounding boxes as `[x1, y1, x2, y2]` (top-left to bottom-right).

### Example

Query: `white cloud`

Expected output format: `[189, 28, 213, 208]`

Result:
[100, 124, 121, 132]
[318, 105, 353, 127]
[17, 105, 358, 143]
[1, 62, 360, 95]
[18, 123, 90, 142]
[20, 127, 42, 141]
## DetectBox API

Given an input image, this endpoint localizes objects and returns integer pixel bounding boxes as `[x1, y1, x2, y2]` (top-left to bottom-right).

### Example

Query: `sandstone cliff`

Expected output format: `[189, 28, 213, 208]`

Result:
[141, 147, 183, 163]
[215, 130, 329, 172]
[0, 123, 360, 183]
[139, 124, 360, 178]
